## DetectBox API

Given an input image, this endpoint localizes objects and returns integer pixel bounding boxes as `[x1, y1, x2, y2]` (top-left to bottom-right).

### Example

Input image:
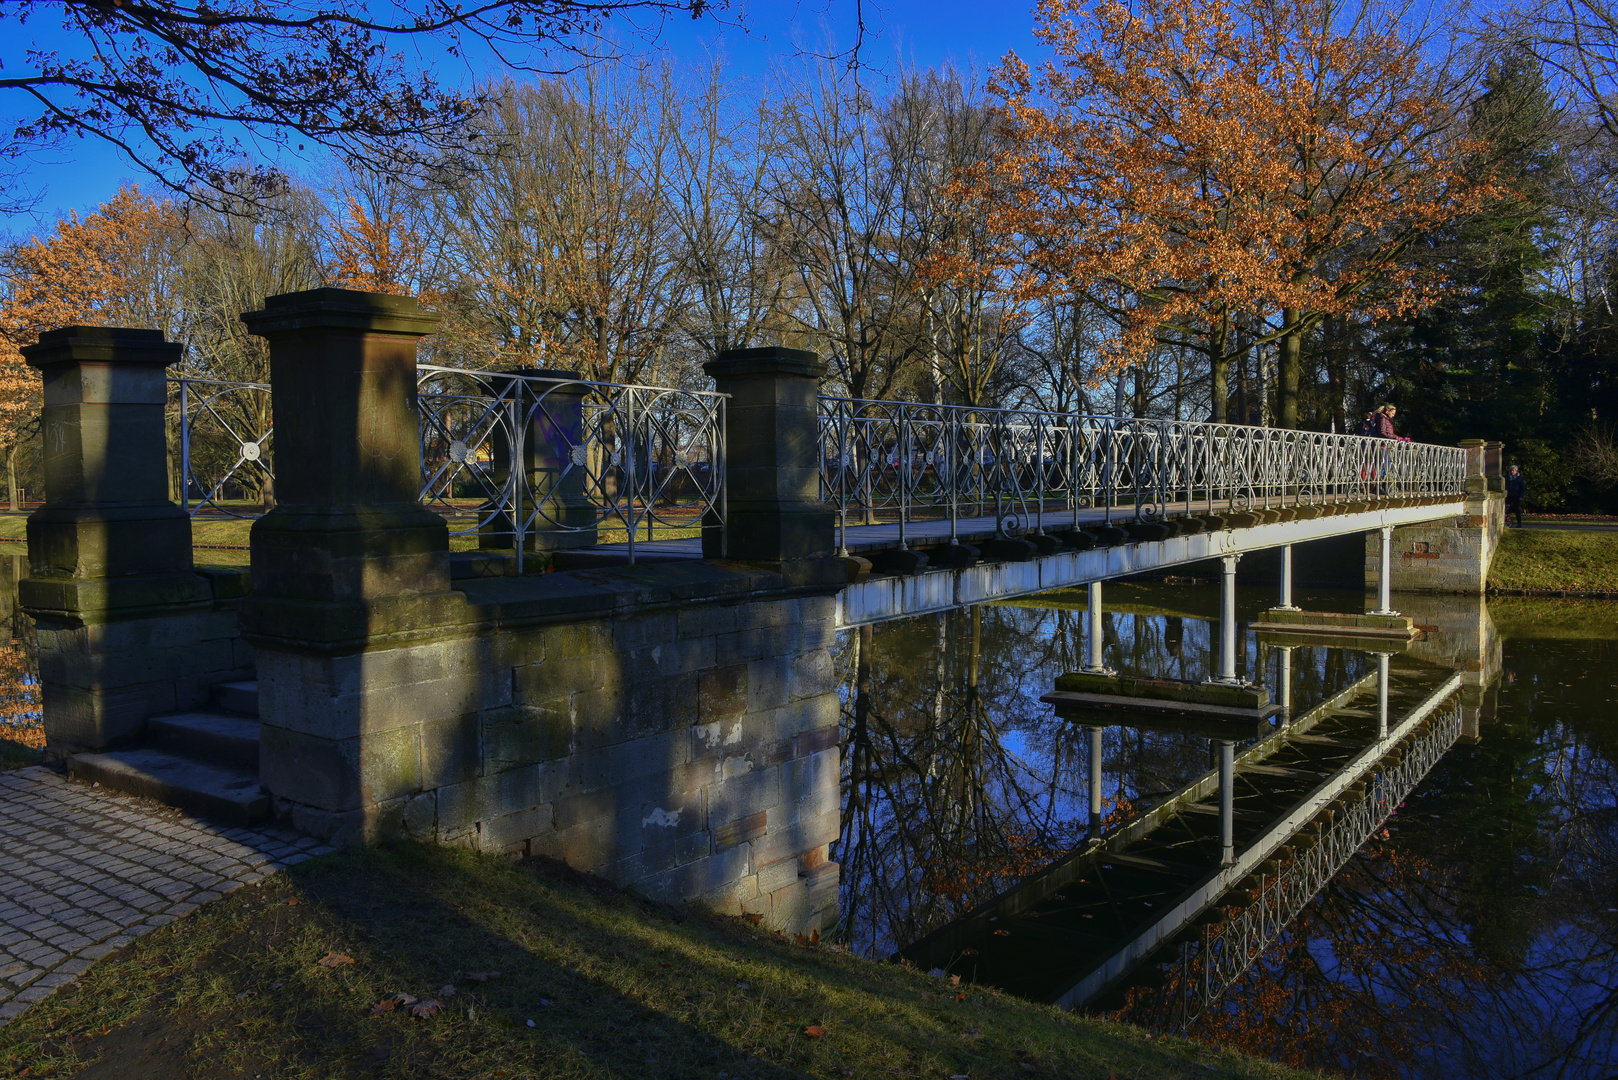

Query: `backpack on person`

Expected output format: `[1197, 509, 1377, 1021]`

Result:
[1355, 415, 1378, 437]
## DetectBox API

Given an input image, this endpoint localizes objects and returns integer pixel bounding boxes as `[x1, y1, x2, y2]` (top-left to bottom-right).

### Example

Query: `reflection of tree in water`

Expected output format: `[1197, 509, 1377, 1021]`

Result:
[1124, 637, 1618, 1079]
[833, 602, 1373, 960]
[835, 606, 1091, 958]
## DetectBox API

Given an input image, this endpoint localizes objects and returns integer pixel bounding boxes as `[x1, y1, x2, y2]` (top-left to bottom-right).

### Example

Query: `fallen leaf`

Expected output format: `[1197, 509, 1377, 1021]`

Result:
[317, 952, 355, 968]
[465, 971, 502, 983]
[803, 1025, 825, 1038]
[741, 913, 764, 925]
[993, 930, 1011, 937]
[956, 993, 967, 1002]
[949, 974, 961, 986]
[439, 985, 456, 997]
[409, 999, 442, 1019]
[287, 898, 300, 906]
[371, 993, 417, 1014]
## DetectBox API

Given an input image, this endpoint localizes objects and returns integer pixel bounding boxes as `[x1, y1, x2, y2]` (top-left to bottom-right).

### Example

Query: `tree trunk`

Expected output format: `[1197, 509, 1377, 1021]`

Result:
[1278, 307, 1302, 429]
[1323, 316, 1346, 433]
[1235, 344, 1249, 426]
[1209, 320, 1229, 423]
[5, 444, 17, 512]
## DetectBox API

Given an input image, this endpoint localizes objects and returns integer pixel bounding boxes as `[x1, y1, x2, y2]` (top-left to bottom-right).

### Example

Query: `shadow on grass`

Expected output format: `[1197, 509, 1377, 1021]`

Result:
[3, 842, 1304, 1080]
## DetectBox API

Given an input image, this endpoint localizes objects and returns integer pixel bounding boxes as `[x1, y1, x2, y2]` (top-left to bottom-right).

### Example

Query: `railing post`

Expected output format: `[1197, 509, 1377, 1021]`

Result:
[19, 327, 228, 757]
[702, 347, 834, 567]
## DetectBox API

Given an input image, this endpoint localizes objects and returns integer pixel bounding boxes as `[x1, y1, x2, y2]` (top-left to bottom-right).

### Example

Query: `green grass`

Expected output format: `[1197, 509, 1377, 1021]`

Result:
[1488, 527, 1618, 594]
[2, 843, 1308, 1080]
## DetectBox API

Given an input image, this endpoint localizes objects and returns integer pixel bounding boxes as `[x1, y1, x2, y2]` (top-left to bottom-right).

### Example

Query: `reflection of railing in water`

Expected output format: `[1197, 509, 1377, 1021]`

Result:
[896, 666, 1464, 1010]
[1130, 694, 1465, 1032]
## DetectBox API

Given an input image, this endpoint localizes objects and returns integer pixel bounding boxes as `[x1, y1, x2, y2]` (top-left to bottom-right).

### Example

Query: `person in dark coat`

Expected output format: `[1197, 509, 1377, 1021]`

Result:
[1505, 464, 1526, 527]
[1374, 404, 1407, 441]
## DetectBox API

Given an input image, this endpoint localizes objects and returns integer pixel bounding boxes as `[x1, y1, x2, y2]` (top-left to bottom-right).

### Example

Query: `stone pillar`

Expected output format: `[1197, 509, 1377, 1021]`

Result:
[20, 327, 245, 756]
[1369, 440, 1504, 595]
[702, 347, 834, 566]
[239, 288, 467, 840]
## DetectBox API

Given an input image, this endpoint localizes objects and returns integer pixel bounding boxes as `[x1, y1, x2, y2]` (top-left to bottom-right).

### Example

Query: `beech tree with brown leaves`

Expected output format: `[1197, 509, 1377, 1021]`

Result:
[0, 185, 187, 508]
[973, 0, 1493, 425]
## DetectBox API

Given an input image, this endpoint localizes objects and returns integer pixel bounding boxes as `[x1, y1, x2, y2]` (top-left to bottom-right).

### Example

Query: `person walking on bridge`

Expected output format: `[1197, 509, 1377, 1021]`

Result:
[1506, 464, 1526, 527]
[1374, 404, 1408, 441]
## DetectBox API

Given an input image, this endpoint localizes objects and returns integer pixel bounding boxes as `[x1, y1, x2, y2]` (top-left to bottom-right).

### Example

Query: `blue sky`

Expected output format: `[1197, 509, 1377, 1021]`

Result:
[0, 0, 1046, 239]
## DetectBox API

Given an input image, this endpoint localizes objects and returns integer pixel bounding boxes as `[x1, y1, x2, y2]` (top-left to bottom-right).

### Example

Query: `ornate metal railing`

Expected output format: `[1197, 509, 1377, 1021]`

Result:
[416, 366, 726, 569]
[172, 377, 275, 517]
[1130, 692, 1464, 1032]
[816, 399, 1469, 553]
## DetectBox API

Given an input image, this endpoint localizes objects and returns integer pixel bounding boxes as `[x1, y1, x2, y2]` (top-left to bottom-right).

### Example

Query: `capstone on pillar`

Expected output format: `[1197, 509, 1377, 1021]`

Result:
[20, 326, 249, 757]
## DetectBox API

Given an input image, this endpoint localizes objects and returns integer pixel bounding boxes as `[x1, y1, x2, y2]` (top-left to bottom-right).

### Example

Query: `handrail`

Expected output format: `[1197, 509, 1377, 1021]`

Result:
[816, 397, 1467, 554]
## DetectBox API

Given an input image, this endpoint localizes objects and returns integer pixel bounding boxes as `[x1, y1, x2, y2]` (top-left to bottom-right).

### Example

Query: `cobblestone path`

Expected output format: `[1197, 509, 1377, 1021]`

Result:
[0, 765, 332, 1025]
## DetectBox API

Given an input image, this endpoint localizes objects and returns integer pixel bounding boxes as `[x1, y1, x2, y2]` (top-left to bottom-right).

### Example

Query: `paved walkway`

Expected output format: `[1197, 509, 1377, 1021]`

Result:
[0, 765, 332, 1026]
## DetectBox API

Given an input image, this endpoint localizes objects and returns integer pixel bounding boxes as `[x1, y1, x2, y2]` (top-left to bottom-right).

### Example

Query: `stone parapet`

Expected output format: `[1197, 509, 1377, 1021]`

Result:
[254, 556, 844, 936]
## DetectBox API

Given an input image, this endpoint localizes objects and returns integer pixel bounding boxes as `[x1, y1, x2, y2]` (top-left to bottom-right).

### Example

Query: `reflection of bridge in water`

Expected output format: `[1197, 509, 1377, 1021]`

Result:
[896, 653, 1467, 1026]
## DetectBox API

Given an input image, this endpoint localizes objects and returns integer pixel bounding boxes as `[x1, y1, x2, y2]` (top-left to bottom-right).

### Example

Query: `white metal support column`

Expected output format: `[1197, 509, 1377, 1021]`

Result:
[1278, 544, 1298, 610]
[1277, 646, 1294, 723]
[1088, 725, 1104, 838]
[1377, 652, 1391, 739]
[1217, 738, 1236, 866]
[1370, 525, 1399, 615]
[1210, 553, 1243, 684]
[1080, 580, 1114, 675]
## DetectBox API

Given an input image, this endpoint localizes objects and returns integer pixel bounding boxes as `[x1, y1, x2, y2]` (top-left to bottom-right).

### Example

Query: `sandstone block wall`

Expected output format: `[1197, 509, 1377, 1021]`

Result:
[29, 568, 255, 759]
[1366, 491, 1504, 595]
[255, 568, 843, 936]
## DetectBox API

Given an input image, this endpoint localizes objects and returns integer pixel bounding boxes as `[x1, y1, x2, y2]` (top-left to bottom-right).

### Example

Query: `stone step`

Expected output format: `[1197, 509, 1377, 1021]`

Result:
[212, 680, 259, 717]
[147, 711, 260, 772]
[67, 748, 269, 826]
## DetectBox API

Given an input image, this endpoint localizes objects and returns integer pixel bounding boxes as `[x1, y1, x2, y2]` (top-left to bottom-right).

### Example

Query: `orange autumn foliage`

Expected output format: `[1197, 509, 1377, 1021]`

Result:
[328, 195, 431, 297]
[0, 186, 186, 465]
[959, 0, 1495, 375]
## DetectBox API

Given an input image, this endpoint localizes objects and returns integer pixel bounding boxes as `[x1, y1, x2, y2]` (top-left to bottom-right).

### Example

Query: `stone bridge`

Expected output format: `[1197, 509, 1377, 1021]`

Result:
[18, 289, 1505, 938]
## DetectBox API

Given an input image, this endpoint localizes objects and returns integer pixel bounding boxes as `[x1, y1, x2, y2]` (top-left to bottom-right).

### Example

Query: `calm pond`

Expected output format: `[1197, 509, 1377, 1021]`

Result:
[833, 582, 1618, 1079]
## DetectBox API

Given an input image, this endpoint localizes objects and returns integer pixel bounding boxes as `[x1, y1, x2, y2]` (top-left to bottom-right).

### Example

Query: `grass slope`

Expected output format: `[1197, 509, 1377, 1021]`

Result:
[1488, 527, 1618, 594]
[2, 843, 1309, 1080]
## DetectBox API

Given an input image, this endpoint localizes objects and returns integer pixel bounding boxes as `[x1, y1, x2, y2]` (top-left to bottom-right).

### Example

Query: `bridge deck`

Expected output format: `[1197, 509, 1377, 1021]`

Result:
[571, 492, 1463, 566]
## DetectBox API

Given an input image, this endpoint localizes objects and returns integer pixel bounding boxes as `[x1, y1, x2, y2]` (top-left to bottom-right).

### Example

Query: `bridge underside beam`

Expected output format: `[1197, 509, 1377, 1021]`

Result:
[835, 498, 1469, 627]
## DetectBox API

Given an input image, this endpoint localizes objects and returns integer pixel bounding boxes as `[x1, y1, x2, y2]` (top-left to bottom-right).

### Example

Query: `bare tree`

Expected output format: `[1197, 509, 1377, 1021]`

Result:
[657, 61, 794, 359]
[769, 60, 934, 402]
[0, 0, 715, 212]
[432, 70, 683, 384]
